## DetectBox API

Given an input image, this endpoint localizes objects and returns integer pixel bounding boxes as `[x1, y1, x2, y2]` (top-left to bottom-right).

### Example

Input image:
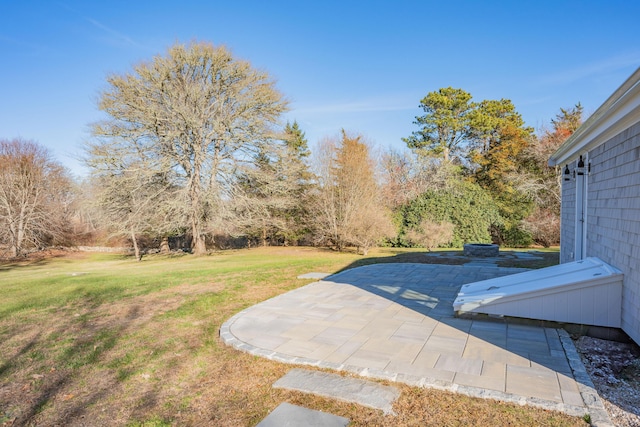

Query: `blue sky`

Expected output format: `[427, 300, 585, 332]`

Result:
[2, 1, 639, 177]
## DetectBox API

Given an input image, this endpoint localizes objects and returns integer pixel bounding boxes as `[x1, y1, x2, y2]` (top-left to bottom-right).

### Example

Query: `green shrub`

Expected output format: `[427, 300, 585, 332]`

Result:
[399, 180, 501, 247]
[493, 223, 533, 248]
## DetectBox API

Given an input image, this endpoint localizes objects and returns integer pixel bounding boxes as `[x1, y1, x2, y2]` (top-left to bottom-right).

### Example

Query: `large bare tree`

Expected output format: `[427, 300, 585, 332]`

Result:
[0, 138, 73, 257]
[89, 41, 288, 254]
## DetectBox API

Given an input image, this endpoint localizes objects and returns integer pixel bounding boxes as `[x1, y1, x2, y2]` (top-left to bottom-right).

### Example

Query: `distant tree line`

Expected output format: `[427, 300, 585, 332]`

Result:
[0, 41, 583, 259]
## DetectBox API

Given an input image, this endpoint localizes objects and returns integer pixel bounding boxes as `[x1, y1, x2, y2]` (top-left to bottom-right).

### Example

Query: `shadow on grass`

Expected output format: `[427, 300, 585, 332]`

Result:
[0, 295, 163, 426]
[0, 254, 69, 272]
[0, 333, 41, 378]
[0, 250, 132, 272]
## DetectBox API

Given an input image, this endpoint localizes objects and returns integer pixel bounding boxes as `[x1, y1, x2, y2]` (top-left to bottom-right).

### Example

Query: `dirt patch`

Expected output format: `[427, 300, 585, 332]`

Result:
[575, 336, 640, 426]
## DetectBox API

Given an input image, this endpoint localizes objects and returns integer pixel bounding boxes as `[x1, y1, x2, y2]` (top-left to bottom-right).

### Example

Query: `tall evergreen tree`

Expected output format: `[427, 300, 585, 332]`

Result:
[403, 87, 475, 163]
[280, 121, 313, 244]
[468, 99, 535, 245]
[283, 121, 310, 158]
[232, 121, 314, 246]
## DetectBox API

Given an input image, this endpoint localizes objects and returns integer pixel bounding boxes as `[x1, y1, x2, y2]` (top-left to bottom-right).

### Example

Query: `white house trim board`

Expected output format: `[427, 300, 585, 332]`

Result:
[574, 153, 588, 260]
[549, 67, 640, 167]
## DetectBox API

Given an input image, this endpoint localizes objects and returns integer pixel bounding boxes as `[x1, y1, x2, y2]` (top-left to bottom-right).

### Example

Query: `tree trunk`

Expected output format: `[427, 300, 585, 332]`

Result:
[131, 228, 142, 261]
[262, 224, 267, 247]
[189, 195, 207, 255]
[15, 214, 25, 257]
[188, 155, 208, 256]
[160, 236, 170, 254]
[192, 233, 206, 255]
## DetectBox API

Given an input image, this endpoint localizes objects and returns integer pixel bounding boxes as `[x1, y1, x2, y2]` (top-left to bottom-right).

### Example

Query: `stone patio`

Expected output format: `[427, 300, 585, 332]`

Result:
[220, 262, 611, 424]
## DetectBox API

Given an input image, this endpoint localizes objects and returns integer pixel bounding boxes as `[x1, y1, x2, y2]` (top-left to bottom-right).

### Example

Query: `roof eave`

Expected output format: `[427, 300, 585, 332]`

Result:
[549, 67, 640, 167]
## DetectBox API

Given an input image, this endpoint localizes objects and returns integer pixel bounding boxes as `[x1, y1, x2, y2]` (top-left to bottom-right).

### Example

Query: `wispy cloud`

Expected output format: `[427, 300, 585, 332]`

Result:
[56, 2, 147, 50]
[85, 17, 146, 50]
[539, 52, 640, 86]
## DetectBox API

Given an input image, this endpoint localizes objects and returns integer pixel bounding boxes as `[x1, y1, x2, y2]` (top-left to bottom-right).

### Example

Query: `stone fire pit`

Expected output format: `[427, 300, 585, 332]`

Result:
[463, 243, 499, 257]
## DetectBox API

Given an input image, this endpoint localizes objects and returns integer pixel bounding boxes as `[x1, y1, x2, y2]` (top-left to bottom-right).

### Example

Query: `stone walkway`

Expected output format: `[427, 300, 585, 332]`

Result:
[220, 262, 611, 423]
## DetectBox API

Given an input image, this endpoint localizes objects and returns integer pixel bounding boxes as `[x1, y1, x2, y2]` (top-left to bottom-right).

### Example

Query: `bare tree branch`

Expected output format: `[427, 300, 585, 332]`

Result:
[0, 138, 73, 257]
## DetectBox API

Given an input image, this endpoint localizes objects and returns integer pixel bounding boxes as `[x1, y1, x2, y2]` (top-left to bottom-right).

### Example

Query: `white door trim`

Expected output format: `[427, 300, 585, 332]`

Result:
[575, 154, 588, 260]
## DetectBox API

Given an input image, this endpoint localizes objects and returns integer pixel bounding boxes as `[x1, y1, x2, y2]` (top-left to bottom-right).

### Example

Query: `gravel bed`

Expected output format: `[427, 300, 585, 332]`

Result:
[575, 336, 640, 427]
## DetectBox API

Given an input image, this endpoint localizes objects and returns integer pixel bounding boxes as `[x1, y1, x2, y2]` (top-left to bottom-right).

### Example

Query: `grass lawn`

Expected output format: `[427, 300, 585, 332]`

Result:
[0, 246, 584, 426]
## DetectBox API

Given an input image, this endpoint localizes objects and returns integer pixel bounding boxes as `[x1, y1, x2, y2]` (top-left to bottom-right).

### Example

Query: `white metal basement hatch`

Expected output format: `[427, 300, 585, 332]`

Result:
[453, 257, 623, 328]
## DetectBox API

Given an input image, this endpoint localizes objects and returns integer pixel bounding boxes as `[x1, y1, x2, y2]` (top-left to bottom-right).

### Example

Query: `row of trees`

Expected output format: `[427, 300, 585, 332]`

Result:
[0, 41, 583, 259]
[396, 87, 582, 247]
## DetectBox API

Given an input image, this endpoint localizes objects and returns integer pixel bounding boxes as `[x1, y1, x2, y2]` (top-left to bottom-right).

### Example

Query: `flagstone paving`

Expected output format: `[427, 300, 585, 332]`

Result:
[220, 262, 612, 425]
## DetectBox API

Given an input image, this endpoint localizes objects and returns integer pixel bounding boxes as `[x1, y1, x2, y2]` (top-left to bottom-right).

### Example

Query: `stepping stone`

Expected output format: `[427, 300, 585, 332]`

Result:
[273, 368, 400, 415]
[297, 272, 331, 279]
[257, 402, 349, 427]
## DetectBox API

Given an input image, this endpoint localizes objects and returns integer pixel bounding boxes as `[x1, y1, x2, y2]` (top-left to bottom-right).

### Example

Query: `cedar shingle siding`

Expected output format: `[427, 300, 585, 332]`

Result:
[560, 121, 640, 344]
